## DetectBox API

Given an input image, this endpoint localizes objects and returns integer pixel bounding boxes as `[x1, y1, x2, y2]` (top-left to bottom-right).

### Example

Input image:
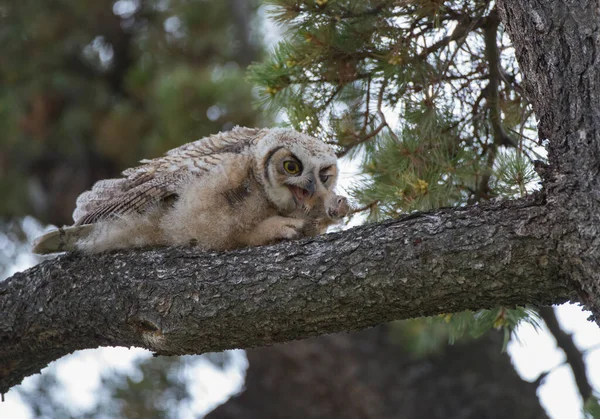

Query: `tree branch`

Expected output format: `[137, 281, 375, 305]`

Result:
[415, 14, 480, 60]
[482, 8, 518, 149]
[470, 8, 519, 204]
[539, 306, 593, 402]
[0, 195, 575, 394]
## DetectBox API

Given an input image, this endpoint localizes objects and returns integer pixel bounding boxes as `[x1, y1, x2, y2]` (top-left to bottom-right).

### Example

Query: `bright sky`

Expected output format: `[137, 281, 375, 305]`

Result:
[511, 304, 600, 418]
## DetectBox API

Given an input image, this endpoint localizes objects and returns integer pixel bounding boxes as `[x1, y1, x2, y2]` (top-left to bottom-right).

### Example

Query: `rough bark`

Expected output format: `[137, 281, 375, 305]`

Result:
[498, 0, 600, 318]
[206, 327, 549, 419]
[0, 195, 574, 394]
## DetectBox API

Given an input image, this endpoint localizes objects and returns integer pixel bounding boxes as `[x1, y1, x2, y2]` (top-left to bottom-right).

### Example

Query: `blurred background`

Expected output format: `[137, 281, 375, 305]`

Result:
[1, 1, 599, 418]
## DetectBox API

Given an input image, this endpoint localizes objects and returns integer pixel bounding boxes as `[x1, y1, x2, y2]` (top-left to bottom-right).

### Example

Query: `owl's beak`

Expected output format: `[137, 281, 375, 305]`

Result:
[304, 175, 316, 197]
[289, 185, 311, 205]
[288, 174, 316, 206]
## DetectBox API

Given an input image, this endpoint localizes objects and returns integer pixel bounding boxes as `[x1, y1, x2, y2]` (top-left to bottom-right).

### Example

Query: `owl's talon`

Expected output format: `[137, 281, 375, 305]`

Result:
[279, 226, 300, 240]
[280, 219, 305, 239]
[279, 219, 307, 240]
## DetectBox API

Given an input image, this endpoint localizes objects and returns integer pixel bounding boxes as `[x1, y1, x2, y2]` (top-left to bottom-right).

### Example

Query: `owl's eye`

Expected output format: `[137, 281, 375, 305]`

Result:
[319, 166, 333, 184]
[283, 160, 302, 175]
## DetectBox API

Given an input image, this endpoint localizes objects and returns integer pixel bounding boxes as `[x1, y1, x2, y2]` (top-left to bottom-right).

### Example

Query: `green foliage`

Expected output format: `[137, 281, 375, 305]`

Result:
[392, 307, 542, 356]
[491, 148, 539, 198]
[256, 0, 544, 348]
[445, 307, 542, 349]
[94, 356, 193, 419]
[249, 0, 540, 198]
[389, 317, 453, 357]
[352, 104, 482, 219]
[585, 397, 600, 419]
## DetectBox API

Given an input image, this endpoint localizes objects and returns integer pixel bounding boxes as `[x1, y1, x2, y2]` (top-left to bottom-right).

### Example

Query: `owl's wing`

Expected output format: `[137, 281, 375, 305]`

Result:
[73, 126, 263, 225]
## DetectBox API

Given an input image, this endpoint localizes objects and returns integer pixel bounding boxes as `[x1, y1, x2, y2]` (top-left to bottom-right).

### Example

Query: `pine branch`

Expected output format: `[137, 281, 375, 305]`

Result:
[336, 78, 397, 157]
[483, 8, 518, 149]
[349, 200, 379, 215]
[471, 8, 518, 204]
[416, 14, 481, 60]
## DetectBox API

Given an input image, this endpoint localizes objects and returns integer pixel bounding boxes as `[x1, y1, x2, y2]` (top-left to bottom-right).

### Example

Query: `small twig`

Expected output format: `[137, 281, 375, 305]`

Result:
[326, 4, 384, 20]
[432, 18, 480, 98]
[519, 107, 535, 149]
[415, 15, 480, 60]
[364, 75, 372, 131]
[500, 70, 526, 97]
[483, 9, 518, 149]
[336, 121, 386, 158]
[349, 200, 379, 216]
[336, 79, 398, 158]
[318, 85, 343, 112]
[532, 364, 561, 389]
[376, 79, 400, 142]
[539, 306, 593, 401]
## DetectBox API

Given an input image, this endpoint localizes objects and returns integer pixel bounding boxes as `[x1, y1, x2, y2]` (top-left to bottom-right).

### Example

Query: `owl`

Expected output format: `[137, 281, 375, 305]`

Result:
[33, 127, 349, 254]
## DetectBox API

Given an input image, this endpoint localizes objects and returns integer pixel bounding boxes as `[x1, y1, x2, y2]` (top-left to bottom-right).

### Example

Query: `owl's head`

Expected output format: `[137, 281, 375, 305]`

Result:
[254, 128, 338, 215]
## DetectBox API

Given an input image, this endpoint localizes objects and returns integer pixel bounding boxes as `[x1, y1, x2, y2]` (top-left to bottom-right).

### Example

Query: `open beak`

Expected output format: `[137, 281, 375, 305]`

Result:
[288, 174, 315, 206]
[289, 186, 310, 205]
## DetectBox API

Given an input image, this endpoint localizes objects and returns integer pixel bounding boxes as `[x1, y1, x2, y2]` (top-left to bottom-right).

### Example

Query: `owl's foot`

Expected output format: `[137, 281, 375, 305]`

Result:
[241, 216, 305, 247]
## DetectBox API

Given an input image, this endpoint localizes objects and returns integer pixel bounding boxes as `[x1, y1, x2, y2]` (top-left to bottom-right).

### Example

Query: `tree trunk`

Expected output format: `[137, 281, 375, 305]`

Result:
[498, 0, 600, 319]
[206, 326, 548, 419]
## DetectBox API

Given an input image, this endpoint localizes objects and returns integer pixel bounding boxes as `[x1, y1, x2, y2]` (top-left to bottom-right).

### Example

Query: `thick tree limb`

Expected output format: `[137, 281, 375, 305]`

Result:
[498, 0, 600, 320]
[0, 195, 574, 394]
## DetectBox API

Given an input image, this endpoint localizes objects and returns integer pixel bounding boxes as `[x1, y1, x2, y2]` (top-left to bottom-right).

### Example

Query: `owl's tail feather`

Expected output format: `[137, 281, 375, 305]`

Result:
[32, 225, 94, 254]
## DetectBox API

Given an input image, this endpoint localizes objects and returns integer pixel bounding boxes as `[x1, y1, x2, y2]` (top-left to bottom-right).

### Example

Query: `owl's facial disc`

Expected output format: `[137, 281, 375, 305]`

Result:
[258, 133, 338, 214]
[278, 154, 316, 207]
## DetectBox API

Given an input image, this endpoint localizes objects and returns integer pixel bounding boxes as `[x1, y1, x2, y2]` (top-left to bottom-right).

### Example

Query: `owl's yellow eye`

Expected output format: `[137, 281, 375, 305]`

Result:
[283, 160, 301, 175]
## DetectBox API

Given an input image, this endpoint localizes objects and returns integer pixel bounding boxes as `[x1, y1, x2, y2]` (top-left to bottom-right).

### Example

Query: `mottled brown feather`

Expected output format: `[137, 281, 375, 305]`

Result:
[73, 126, 262, 225]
